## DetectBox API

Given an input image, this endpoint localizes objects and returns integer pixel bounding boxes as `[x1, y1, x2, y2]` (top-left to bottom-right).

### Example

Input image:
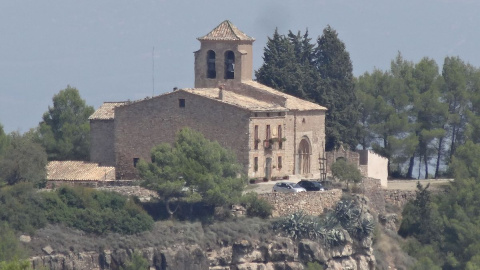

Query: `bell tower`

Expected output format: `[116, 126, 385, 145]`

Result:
[194, 20, 255, 88]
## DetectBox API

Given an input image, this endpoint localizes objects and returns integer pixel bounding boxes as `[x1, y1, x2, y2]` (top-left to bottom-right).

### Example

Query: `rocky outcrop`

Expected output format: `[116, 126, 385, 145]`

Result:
[31, 234, 375, 270]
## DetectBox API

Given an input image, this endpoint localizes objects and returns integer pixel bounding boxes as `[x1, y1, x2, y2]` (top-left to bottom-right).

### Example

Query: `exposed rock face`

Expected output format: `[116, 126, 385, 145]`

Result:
[31, 235, 374, 270]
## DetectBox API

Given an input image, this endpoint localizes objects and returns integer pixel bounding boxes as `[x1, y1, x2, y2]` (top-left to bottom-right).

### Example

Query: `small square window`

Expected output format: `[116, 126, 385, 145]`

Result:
[179, 99, 185, 108]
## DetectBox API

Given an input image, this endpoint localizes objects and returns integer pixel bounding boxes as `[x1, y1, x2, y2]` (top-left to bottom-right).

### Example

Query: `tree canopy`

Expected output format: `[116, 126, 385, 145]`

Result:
[138, 128, 245, 216]
[256, 26, 359, 151]
[37, 86, 94, 161]
[0, 131, 47, 187]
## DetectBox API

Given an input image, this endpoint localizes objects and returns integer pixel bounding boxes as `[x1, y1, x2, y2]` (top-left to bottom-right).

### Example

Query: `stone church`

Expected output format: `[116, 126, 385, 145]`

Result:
[89, 20, 327, 180]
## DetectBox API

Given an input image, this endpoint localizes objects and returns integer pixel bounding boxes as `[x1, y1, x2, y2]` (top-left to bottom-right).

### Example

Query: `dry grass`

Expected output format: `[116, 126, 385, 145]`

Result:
[373, 227, 415, 270]
[24, 218, 274, 257]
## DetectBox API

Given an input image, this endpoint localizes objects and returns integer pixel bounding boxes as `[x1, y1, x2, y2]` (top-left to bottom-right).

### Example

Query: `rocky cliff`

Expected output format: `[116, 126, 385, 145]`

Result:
[26, 210, 376, 270]
[30, 235, 375, 270]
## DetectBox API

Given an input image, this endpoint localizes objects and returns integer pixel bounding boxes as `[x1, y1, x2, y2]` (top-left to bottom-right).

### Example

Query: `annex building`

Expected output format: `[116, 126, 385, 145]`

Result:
[89, 20, 327, 180]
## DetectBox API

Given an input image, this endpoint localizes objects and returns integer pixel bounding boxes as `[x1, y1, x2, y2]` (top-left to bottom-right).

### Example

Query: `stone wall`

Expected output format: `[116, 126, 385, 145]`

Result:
[325, 148, 360, 175]
[358, 150, 388, 187]
[259, 189, 343, 217]
[357, 178, 386, 214]
[384, 190, 416, 209]
[90, 119, 115, 166]
[114, 91, 250, 179]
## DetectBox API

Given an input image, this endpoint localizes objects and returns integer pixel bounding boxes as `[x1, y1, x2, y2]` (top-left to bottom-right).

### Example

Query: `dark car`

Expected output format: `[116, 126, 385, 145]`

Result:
[297, 180, 325, 191]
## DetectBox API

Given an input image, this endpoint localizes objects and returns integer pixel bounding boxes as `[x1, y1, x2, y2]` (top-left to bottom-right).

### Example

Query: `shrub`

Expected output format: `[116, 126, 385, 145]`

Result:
[120, 252, 149, 270]
[0, 183, 47, 234]
[306, 262, 324, 270]
[240, 192, 273, 219]
[44, 186, 154, 234]
[0, 223, 26, 262]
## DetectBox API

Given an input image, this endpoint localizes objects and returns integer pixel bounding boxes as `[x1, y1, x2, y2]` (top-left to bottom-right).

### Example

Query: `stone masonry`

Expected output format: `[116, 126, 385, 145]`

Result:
[89, 20, 327, 180]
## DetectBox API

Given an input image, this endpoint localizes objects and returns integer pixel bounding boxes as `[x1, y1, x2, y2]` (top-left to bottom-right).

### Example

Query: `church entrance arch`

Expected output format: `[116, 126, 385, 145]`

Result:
[298, 137, 311, 174]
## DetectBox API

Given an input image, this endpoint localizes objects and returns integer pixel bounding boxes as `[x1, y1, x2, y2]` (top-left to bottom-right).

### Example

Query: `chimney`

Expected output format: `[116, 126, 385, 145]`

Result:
[218, 84, 225, 100]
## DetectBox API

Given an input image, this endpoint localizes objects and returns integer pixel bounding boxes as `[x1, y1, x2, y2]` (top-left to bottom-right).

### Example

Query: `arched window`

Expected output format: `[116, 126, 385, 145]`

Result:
[298, 138, 311, 174]
[207, 50, 216, 79]
[224, 51, 235, 79]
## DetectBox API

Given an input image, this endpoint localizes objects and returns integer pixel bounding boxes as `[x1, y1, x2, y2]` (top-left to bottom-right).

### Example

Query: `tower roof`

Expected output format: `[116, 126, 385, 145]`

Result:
[198, 20, 254, 41]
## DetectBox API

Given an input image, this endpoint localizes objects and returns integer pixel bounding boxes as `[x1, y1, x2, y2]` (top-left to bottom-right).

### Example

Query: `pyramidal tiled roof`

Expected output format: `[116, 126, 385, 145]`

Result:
[198, 20, 254, 41]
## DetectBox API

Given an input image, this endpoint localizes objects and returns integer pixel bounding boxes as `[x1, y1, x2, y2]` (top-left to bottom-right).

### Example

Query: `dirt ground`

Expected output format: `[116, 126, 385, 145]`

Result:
[245, 178, 454, 194]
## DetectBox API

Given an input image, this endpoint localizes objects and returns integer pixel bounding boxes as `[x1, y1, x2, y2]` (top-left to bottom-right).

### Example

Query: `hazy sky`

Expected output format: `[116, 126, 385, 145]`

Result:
[1, 0, 479, 133]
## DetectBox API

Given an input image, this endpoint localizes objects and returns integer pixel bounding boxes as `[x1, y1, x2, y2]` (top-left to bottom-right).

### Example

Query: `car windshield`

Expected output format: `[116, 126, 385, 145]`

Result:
[312, 182, 322, 187]
[292, 183, 303, 188]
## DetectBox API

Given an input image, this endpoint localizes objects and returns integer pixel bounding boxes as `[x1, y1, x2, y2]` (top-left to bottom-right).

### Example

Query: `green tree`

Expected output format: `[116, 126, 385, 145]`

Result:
[0, 124, 8, 157]
[410, 58, 448, 178]
[313, 25, 359, 150]
[138, 128, 245, 217]
[0, 132, 47, 186]
[398, 183, 443, 244]
[441, 57, 470, 161]
[255, 29, 310, 99]
[330, 159, 362, 190]
[356, 53, 418, 177]
[37, 86, 94, 161]
[0, 223, 26, 262]
[0, 259, 32, 270]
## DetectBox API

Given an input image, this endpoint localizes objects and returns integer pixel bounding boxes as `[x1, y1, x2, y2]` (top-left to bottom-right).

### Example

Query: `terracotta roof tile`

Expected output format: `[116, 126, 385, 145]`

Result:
[47, 161, 115, 181]
[182, 88, 286, 112]
[241, 81, 327, 111]
[89, 102, 126, 120]
[198, 20, 254, 41]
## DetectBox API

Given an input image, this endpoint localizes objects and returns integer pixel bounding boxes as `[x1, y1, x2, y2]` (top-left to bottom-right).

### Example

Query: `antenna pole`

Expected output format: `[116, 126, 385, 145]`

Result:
[152, 46, 155, 97]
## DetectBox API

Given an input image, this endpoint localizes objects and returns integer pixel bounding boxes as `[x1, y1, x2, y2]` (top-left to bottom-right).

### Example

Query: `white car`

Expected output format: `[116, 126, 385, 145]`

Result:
[272, 182, 307, 193]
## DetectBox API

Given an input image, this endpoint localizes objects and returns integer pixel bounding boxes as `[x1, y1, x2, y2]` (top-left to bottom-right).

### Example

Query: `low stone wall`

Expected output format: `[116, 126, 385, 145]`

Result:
[358, 178, 386, 214]
[46, 180, 140, 189]
[384, 190, 416, 209]
[259, 189, 343, 217]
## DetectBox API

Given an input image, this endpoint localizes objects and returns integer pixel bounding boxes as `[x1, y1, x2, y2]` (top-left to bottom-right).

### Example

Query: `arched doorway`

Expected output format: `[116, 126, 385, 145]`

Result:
[298, 138, 311, 174]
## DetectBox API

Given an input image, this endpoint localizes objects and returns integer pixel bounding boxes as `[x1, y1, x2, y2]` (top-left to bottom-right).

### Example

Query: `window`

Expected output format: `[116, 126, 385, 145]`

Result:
[224, 51, 235, 79]
[266, 113, 270, 117]
[278, 156, 282, 169]
[278, 125, 283, 149]
[133, 158, 139, 168]
[179, 99, 185, 108]
[266, 125, 271, 139]
[254, 125, 259, 150]
[278, 112, 282, 116]
[254, 157, 258, 172]
[207, 50, 216, 78]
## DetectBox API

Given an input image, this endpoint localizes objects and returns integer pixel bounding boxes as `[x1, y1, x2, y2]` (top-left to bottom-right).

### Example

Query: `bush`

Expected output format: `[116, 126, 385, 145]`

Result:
[306, 262, 324, 270]
[45, 186, 154, 234]
[120, 252, 149, 270]
[0, 183, 47, 234]
[240, 192, 273, 219]
[0, 223, 26, 262]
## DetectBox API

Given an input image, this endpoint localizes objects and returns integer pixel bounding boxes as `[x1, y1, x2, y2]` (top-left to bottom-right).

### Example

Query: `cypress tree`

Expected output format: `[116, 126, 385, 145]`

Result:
[313, 25, 359, 150]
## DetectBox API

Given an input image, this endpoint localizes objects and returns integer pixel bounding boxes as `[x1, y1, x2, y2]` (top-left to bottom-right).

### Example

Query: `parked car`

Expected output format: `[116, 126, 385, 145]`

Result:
[272, 182, 307, 193]
[297, 180, 325, 191]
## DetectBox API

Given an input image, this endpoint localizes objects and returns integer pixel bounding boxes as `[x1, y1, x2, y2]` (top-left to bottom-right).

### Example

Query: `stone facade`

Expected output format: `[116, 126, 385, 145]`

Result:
[90, 120, 116, 166]
[326, 148, 388, 187]
[358, 150, 388, 187]
[89, 20, 327, 180]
